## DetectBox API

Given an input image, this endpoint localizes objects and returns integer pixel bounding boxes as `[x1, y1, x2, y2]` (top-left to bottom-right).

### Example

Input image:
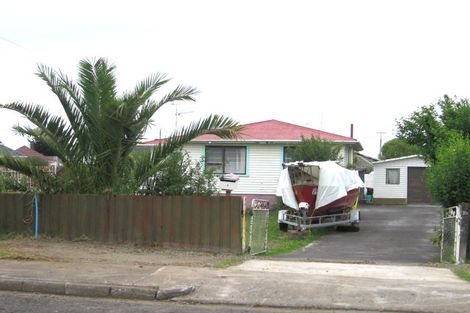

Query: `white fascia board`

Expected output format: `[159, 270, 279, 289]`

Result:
[373, 154, 423, 164]
[191, 139, 360, 145]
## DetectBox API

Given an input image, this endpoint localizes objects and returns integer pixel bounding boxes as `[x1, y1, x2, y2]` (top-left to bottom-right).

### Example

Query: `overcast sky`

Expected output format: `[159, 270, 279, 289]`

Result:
[1, 0, 470, 157]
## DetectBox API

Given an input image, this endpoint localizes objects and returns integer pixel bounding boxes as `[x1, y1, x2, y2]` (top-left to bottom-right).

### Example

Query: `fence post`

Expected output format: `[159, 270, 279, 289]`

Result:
[458, 203, 470, 263]
[34, 194, 39, 240]
[241, 198, 246, 253]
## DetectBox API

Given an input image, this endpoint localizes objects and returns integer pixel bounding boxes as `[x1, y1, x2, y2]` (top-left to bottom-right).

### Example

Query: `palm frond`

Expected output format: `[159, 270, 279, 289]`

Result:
[78, 58, 117, 122]
[36, 64, 85, 135]
[156, 85, 199, 111]
[14, 125, 80, 164]
[123, 73, 170, 104]
[1, 102, 80, 160]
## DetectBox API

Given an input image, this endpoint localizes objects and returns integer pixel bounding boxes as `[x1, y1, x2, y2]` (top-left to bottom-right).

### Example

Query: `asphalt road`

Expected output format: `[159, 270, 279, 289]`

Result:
[0, 291, 385, 313]
[275, 204, 441, 264]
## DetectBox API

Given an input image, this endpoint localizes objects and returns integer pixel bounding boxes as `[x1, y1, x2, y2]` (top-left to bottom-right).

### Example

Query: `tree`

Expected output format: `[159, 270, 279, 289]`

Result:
[138, 150, 217, 196]
[397, 95, 470, 207]
[379, 138, 420, 160]
[396, 95, 470, 162]
[29, 137, 56, 156]
[288, 136, 340, 162]
[0, 58, 241, 194]
[426, 134, 470, 207]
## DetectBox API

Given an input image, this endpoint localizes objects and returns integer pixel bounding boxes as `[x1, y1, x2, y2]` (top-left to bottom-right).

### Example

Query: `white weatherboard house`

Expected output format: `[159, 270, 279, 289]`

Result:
[372, 155, 432, 204]
[143, 120, 363, 207]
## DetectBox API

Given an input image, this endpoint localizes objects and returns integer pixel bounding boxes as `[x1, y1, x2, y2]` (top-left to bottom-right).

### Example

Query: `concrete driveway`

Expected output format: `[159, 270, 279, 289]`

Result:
[275, 204, 441, 264]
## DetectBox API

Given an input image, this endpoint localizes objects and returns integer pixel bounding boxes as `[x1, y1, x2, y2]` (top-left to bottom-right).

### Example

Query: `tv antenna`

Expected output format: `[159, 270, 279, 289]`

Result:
[172, 103, 193, 130]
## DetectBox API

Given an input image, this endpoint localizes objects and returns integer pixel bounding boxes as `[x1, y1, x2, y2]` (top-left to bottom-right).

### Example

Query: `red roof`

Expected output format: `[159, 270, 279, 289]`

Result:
[15, 146, 58, 164]
[16, 146, 46, 158]
[141, 138, 167, 145]
[143, 119, 356, 144]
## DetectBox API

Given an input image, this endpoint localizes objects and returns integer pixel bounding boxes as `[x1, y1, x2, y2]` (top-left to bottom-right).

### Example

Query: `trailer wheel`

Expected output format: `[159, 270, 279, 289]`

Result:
[279, 222, 288, 232]
[336, 225, 360, 232]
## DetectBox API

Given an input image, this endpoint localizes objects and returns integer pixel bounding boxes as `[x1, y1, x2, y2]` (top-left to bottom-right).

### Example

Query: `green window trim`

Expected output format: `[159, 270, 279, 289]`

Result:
[204, 145, 248, 176]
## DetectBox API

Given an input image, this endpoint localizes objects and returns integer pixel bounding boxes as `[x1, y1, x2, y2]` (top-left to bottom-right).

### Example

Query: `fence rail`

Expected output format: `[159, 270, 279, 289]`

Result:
[0, 193, 245, 254]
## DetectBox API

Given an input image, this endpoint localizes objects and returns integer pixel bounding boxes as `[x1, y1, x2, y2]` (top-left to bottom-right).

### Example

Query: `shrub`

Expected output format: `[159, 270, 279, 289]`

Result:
[138, 150, 217, 196]
[0, 173, 29, 192]
[288, 136, 340, 163]
[427, 134, 470, 207]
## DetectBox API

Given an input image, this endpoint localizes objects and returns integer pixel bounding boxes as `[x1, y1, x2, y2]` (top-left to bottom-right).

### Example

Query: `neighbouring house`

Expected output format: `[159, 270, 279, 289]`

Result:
[354, 152, 377, 181]
[0, 142, 58, 185]
[15, 145, 60, 170]
[0, 141, 24, 179]
[141, 119, 363, 207]
[0, 141, 23, 157]
[372, 155, 432, 205]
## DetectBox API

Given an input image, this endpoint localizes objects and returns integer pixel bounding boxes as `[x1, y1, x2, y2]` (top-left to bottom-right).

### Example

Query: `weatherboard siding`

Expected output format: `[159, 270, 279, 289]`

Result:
[183, 143, 204, 165]
[234, 144, 282, 195]
[338, 146, 353, 166]
[184, 143, 283, 195]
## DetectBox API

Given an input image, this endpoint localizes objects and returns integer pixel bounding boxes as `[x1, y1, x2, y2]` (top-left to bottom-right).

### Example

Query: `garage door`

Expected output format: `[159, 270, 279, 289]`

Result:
[407, 167, 433, 203]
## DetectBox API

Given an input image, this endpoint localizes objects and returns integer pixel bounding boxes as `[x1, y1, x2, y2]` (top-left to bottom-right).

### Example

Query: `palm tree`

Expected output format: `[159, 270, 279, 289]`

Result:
[0, 58, 241, 194]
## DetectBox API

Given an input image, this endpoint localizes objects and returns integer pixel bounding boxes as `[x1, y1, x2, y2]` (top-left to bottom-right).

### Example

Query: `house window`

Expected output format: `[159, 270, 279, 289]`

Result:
[386, 168, 400, 185]
[283, 146, 295, 163]
[205, 146, 246, 174]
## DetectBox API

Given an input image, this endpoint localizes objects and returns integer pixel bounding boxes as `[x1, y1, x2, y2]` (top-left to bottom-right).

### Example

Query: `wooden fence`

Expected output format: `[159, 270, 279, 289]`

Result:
[0, 193, 245, 254]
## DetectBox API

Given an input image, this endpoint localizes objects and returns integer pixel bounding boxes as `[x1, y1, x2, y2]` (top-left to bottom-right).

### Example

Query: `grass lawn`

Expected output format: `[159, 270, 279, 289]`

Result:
[247, 210, 327, 257]
[453, 266, 470, 283]
[0, 232, 28, 241]
[213, 256, 245, 269]
[0, 249, 42, 261]
[0, 233, 42, 260]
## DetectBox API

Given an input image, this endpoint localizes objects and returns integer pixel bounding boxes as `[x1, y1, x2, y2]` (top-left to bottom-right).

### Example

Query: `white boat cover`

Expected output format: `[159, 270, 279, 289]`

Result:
[276, 161, 364, 210]
[276, 168, 299, 209]
[364, 171, 374, 188]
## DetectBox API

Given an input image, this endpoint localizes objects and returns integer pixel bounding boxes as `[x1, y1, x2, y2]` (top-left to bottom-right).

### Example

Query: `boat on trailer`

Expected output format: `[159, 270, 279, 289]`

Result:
[276, 161, 364, 231]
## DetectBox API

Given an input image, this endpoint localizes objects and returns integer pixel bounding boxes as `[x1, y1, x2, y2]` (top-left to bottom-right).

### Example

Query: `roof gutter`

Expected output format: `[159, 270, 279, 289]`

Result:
[191, 139, 363, 151]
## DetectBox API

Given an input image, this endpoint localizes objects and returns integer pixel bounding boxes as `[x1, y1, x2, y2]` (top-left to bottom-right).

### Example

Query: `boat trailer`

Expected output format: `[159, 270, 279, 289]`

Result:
[278, 209, 360, 231]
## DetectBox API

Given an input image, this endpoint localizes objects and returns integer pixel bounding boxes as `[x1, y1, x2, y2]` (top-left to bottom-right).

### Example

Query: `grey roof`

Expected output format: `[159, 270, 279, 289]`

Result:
[372, 154, 422, 164]
[0, 143, 25, 157]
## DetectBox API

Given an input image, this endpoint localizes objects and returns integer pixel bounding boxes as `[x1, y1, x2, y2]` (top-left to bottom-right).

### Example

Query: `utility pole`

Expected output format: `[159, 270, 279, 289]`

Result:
[377, 131, 386, 157]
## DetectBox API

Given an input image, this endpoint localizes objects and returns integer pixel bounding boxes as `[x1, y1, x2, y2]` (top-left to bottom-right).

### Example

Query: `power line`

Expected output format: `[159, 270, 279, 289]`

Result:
[0, 35, 29, 51]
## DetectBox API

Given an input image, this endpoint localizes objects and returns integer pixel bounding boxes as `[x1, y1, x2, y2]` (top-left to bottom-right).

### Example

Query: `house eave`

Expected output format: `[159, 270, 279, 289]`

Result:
[189, 138, 363, 151]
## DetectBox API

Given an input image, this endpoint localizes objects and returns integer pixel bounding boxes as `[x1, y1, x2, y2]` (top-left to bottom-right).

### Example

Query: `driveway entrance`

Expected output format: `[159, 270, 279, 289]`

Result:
[275, 204, 441, 264]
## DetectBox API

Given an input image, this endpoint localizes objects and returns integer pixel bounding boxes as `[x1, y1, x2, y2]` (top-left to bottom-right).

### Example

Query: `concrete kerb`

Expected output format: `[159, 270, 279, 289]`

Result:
[0, 278, 23, 292]
[156, 285, 196, 300]
[65, 282, 111, 298]
[177, 298, 436, 313]
[0, 277, 196, 301]
[110, 285, 158, 300]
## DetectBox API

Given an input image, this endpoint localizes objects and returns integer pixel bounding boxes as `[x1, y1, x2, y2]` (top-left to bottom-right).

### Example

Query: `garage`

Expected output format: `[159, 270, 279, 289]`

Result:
[372, 155, 431, 204]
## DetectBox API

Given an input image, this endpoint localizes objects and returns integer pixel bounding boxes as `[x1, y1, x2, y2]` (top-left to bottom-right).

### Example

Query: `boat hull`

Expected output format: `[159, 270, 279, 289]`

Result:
[293, 184, 359, 216]
[314, 188, 359, 216]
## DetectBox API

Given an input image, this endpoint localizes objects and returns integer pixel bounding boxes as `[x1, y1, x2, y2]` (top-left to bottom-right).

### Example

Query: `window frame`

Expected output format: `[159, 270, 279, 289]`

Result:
[385, 168, 400, 185]
[205, 146, 247, 175]
[283, 146, 295, 164]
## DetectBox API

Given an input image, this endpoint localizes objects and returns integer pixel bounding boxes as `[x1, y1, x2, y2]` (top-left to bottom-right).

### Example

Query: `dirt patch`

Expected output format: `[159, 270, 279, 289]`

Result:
[0, 238, 238, 267]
